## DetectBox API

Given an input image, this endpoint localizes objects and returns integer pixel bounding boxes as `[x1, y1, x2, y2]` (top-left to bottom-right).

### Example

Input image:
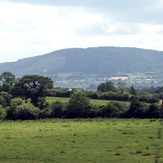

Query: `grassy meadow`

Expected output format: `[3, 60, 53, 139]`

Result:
[46, 96, 130, 106]
[0, 118, 162, 163]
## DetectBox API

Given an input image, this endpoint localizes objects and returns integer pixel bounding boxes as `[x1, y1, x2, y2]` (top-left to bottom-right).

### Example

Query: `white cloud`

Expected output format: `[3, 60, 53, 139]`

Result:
[0, 1, 163, 62]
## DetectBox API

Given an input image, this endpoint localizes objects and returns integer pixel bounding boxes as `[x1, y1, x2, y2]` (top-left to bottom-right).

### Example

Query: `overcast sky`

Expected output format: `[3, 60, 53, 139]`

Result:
[0, 0, 163, 62]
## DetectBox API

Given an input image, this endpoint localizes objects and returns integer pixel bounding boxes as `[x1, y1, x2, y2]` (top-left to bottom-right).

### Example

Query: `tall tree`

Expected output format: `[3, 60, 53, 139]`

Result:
[67, 91, 90, 118]
[116, 81, 127, 94]
[97, 81, 116, 92]
[0, 72, 16, 85]
[0, 72, 16, 92]
[11, 75, 53, 106]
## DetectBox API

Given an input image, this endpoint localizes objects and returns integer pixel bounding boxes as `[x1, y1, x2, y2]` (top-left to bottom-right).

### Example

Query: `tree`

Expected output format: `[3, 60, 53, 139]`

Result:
[129, 85, 137, 95]
[48, 101, 65, 118]
[99, 103, 122, 118]
[116, 81, 127, 94]
[0, 72, 16, 92]
[0, 105, 6, 120]
[0, 72, 16, 84]
[14, 100, 40, 120]
[145, 104, 159, 118]
[11, 75, 53, 107]
[66, 91, 91, 118]
[97, 81, 116, 92]
[126, 100, 146, 118]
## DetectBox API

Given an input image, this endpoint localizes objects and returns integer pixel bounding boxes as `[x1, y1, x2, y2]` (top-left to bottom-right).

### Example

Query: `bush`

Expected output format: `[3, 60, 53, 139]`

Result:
[145, 104, 159, 118]
[0, 91, 12, 106]
[125, 101, 146, 118]
[0, 96, 6, 107]
[14, 100, 40, 120]
[6, 97, 23, 120]
[66, 91, 91, 118]
[99, 103, 122, 118]
[0, 105, 6, 120]
[48, 101, 65, 118]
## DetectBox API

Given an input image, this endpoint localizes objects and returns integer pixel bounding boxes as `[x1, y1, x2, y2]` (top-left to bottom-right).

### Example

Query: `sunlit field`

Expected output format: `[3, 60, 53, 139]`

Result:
[0, 118, 162, 163]
[46, 96, 130, 106]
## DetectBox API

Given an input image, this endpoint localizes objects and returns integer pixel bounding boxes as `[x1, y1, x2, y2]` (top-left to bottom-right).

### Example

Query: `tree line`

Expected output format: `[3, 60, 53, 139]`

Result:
[0, 72, 162, 120]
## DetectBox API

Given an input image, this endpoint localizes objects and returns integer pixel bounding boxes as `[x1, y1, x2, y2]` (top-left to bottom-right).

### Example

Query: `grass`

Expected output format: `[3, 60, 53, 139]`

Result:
[0, 118, 162, 163]
[46, 96, 130, 106]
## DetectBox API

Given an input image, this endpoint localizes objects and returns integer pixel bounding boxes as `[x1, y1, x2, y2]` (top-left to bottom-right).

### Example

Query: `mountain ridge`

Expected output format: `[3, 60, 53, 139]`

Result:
[1, 46, 163, 76]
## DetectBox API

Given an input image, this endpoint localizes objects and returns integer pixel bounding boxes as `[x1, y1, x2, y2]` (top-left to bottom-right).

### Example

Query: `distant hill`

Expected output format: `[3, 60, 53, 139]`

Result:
[0, 46, 163, 76]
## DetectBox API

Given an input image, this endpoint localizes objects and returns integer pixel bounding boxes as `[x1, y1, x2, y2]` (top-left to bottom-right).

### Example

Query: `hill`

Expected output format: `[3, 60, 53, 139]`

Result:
[0, 46, 163, 77]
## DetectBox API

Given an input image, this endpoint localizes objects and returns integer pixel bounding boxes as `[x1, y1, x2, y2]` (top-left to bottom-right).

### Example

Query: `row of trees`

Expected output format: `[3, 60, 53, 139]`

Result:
[0, 90, 161, 120]
[49, 81, 160, 103]
[0, 72, 162, 120]
[0, 72, 53, 107]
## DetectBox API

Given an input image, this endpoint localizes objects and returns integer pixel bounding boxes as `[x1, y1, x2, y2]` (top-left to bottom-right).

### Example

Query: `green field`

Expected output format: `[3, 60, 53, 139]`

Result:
[46, 96, 129, 106]
[0, 119, 162, 163]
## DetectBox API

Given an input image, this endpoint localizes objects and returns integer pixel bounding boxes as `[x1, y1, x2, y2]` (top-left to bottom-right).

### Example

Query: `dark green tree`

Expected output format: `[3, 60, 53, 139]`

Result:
[0, 105, 6, 120]
[126, 100, 146, 118]
[0, 72, 16, 84]
[48, 101, 65, 118]
[116, 81, 127, 94]
[66, 91, 91, 118]
[11, 75, 53, 107]
[97, 81, 116, 92]
[129, 85, 137, 95]
[0, 72, 16, 92]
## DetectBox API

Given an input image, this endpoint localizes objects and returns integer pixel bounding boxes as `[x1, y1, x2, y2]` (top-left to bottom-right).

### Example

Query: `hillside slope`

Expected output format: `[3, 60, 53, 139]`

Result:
[0, 47, 163, 76]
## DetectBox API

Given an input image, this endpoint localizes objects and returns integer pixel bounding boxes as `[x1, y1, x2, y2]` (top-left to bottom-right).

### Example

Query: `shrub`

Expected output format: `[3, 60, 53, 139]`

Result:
[0, 91, 12, 106]
[0, 105, 6, 120]
[6, 97, 23, 120]
[99, 103, 122, 118]
[0, 96, 6, 107]
[14, 100, 40, 120]
[145, 104, 159, 118]
[49, 101, 65, 118]
[66, 91, 91, 118]
[125, 100, 146, 118]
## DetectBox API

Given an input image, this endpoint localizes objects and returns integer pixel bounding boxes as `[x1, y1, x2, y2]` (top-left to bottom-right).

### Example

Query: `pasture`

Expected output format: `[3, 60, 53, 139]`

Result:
[46, 96, 129, 106]
[0, 118, 162, 163]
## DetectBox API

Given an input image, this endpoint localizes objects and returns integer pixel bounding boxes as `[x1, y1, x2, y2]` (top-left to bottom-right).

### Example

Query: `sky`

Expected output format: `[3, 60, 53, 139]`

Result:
[0, 0, 163, 63]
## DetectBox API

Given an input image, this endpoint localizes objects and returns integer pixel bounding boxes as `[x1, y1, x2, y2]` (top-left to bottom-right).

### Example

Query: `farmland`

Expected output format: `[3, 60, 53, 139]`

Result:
[46, 96, 130, 106]
[0, 118, 162, 163]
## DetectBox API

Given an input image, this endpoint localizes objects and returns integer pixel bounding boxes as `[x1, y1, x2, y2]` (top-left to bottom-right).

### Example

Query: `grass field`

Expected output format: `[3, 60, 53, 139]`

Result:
[0, 118, 162, 163]
[46, 96, 130, 106]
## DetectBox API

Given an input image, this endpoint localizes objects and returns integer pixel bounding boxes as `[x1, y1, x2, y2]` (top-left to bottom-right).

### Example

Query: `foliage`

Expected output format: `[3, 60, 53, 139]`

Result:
[0, 91, 12, 106]
[40, 101, 65, 119]
[0, 96, 6, 107]
[66, 91, 91, 118]
[116, 81, 127, 94]
[99, 102, 122, 118]
[145, 104, 159, 118]
[14, 100, 40, 120]
[129, 85, 137, 95]
[48, 101, 65, 118]
[0, 105, 6, 120]
[0, 71, 15, 85]
[0, 72, 16, 92]
[6, 98, 23, 120]
[125, 101, 146, 118]
[11, 74, 53, 106]
[85, 90, 99, 99]
[49, 87, 76, 97]
[97, 81, 116, 92]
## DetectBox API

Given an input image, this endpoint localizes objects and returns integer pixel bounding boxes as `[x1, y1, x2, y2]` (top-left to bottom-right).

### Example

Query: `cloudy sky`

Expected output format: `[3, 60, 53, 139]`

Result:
[0, 0, 163, 62]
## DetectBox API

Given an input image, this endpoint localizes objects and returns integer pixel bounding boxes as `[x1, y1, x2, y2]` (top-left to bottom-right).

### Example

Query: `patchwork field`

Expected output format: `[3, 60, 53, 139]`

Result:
[0, 119, 162, 163]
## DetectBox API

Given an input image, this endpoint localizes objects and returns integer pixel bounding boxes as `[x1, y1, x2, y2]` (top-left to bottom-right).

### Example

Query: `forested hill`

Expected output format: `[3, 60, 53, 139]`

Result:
[0, 46, 163, 76]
